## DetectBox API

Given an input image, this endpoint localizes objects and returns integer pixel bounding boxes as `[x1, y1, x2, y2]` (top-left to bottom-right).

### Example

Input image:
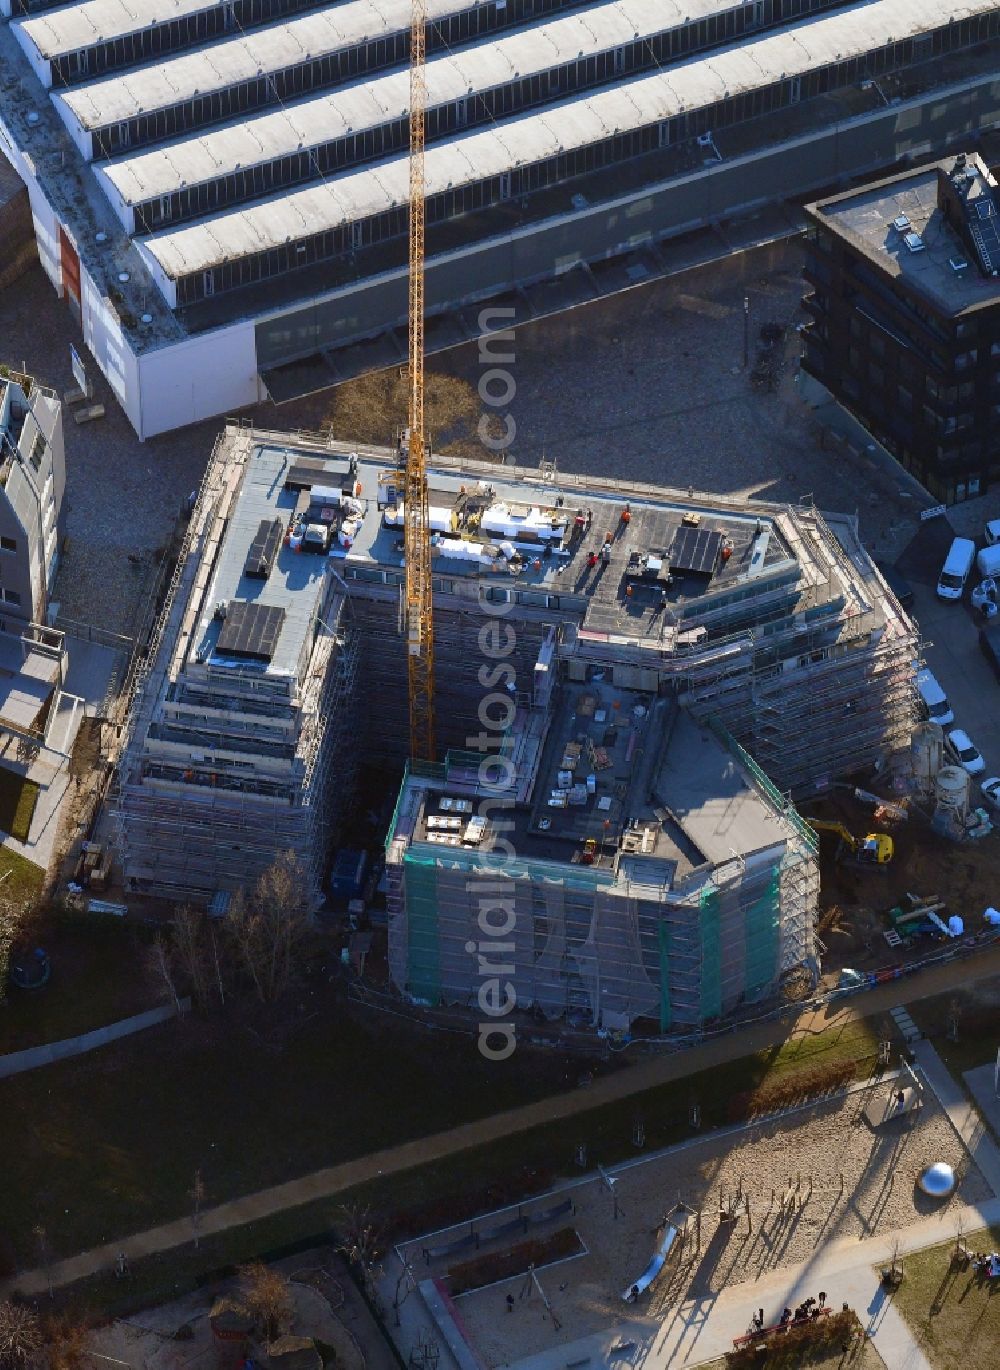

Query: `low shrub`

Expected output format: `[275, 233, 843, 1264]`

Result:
[727, 1060, 858, 1124]
[727, 1309, 858, 1367]
[446, 1228, 582, 1296]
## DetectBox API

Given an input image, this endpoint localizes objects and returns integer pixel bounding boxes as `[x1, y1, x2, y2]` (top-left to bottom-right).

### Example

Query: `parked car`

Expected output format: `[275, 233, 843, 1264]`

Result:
[948, 727, 986, 775]
[916, 668, 954, 725]
[875, 561, 914, 609]
[981, 776, 1000, 812]
[985, 519, 1000, 547]
[937, 537, 976, 600]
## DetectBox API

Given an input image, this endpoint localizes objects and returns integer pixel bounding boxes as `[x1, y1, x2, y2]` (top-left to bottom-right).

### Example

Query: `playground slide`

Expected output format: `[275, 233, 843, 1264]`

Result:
[621, 1224, 678, 1301]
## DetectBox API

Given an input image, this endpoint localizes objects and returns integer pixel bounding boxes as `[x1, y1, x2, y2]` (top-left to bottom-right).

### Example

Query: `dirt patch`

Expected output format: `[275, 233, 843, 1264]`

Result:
[68, 718, 103, 781]
[804, 792, 1000, 979]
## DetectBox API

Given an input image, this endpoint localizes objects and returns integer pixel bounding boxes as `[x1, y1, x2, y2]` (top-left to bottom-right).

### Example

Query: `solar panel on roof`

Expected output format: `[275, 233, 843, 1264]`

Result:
[244, 517, 283, 579]
[285, 457, 345, 490]
[216, 601, 286, 662]
[668, 526, 723, 575]
[970, 216, 1000, 275]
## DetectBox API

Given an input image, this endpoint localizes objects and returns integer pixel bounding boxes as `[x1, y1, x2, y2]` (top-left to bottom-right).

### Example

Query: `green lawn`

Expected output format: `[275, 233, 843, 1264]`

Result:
[0, 765, 40, 843]
[2, 915, 162, 1053]
[906, 975, 1000, 1115]
[0, 996, 881, 1286]
[0, 845, 45, 903]
[894, 1228, 1000, 1370]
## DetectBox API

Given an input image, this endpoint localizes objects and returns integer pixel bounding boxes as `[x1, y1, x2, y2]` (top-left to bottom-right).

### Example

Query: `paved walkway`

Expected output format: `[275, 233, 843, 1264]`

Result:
[4, 958, 1000, 1303]
[965, 1064, 1000, 1143]
[0, 999, 189, 1079]
[913, 1040, 1000, 1197]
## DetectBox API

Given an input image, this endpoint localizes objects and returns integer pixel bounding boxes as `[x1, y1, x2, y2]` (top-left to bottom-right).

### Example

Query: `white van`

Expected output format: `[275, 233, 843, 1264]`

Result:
[985, 519, 1000, 546]
[937, 537, 975, 600]
[977, 543, 1000, 578]
[916, 667, 954, 725]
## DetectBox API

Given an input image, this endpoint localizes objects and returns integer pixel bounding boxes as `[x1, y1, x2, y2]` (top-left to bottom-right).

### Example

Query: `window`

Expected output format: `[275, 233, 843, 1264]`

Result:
[4, 590, 20, 606]
[0, 537, 15, 554]
[28, 431, 44, 473]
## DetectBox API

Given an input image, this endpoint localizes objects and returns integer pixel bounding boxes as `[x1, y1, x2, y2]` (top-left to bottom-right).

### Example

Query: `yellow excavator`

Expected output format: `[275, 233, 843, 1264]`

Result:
[807, 819, 894, 866]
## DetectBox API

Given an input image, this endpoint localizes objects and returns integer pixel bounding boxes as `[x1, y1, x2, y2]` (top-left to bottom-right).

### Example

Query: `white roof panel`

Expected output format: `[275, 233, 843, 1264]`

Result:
[57, 0, 489, 130]
[58, 0, 725, 133]
[99, 0, 676, 207]
[18, 0, 218, 60]
[142, 0, 995, 282]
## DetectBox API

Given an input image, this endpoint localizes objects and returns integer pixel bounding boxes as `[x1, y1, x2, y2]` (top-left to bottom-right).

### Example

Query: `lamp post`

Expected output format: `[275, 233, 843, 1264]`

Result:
[743, 295, 750, 369]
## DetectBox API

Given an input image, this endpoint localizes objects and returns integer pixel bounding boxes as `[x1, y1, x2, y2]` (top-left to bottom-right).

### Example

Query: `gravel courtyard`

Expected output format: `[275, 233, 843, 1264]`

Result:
[403, 1080, 987, 1368]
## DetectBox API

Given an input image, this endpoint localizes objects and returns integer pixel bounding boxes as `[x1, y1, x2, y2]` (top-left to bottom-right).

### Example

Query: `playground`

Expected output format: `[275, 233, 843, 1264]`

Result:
[398, 1071, 987, 1367]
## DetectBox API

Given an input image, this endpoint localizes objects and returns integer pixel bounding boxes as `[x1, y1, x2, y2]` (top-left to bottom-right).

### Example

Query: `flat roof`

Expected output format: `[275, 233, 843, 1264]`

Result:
[809, 155, 1000, 315]
[407, 695, 789, 883]
[55, 0, 495, 130]
[17, 0, 217, 60]
[654, 709, 790, 864]
[99, 0, 683, 209]
[192, 445, 331, 679]
[139, 0, 996, 282]
[228, 440, 897, 661]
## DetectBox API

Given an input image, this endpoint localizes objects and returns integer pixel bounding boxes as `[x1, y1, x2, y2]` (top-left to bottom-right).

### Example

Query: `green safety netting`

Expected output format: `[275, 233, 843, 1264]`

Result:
[658, 921, 671, 1032]
[404, 856, 441, 1003]
[745, 869, 781, 996]
[699, 884, 722, 1021]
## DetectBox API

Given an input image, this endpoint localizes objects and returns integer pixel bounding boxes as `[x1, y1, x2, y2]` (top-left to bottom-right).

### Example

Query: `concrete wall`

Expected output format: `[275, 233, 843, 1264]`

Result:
[137, 319, 263, 438]
[51, 93, 93, 162]
[10, 19, 53, 90]
[78, 257, 143, 428]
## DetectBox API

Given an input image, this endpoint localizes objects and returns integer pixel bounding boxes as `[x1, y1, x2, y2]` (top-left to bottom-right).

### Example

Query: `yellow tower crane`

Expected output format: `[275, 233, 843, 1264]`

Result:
[403, 0, 435, 761]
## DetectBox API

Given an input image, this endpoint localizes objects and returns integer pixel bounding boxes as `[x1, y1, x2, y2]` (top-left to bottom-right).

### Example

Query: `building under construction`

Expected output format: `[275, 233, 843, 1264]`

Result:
[115, 424, 918, 1023]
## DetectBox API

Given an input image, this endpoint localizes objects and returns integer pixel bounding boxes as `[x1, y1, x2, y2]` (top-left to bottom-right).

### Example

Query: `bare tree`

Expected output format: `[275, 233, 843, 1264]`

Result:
[227, 853, 308, 1003]
[0, 1302, 42, 1370]
[322, 370, 482, 455]
[40, 1316, 87, 1370]
[190, 1169, 206, 1249]
[145, 936, 182, 1013]
[237, 1263, 293, 1342]
[173, 906, 211, 1011]
[338, 1203, 386, 1299]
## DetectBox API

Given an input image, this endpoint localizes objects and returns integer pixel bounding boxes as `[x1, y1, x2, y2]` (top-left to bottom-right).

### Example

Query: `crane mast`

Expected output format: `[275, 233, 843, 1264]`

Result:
[404, 0, 435, 761]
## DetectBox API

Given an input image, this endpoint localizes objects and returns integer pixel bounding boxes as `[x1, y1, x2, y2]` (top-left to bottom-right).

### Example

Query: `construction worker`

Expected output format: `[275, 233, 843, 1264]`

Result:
[621, 504, 631, 526]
